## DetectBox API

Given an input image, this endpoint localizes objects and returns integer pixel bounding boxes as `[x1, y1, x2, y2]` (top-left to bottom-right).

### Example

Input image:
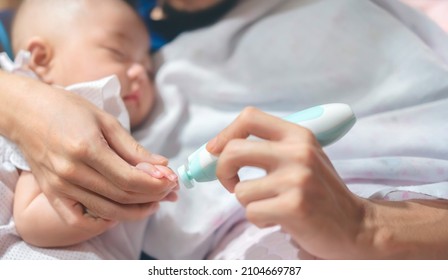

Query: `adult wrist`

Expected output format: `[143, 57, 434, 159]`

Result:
[355, 199, 422, 259]
[353, 199, 386, 259]
[0, 72, 42, 142]
[0, 71, 22, 139]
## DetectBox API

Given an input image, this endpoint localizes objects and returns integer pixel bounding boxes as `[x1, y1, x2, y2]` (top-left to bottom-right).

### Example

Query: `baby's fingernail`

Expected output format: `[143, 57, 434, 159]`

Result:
[168, 173, 178, 182]
[136, 162, 163, 178]
[151, 169, 163, 177]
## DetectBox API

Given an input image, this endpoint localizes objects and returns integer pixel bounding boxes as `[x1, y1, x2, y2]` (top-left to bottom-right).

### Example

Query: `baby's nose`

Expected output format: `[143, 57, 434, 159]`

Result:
[127, 63, 146, 80]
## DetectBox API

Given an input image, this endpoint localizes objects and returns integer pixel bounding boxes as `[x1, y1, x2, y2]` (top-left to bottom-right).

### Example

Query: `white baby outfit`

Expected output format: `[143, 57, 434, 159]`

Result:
[0, 51, 147, 259]
[135, 0, 448, 259]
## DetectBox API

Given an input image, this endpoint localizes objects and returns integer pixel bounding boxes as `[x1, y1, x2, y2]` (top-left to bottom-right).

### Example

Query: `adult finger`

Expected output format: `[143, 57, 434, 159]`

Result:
[233, 170, 294, 207]
[82, 146, 177, 200]
[80, 115, 176, 199]
[207, 107, 308, 155]
[244, 195, 296, 228]
[51, 184, 160, 221]
[161, 191, 179, 202]
[71, 201, 118, 235]
[102, 117, 168, 166]
[52, 159, 176, 204]
[216, 139, 281, 191]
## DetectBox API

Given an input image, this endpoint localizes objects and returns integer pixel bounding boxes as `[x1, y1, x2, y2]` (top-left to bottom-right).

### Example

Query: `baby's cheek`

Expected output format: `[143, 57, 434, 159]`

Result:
[140, 87, 156, 119]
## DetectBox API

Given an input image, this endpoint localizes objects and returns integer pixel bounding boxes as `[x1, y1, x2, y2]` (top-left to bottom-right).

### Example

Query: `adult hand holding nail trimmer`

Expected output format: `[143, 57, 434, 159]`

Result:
[178, 103, 356, 189]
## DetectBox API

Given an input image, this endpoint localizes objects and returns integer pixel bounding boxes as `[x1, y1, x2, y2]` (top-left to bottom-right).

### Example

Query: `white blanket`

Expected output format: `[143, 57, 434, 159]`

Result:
[136, 0, 448, 259]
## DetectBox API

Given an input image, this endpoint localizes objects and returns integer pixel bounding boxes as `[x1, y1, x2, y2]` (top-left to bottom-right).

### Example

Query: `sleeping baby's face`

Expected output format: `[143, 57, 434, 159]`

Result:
[47, 0, 155, 128]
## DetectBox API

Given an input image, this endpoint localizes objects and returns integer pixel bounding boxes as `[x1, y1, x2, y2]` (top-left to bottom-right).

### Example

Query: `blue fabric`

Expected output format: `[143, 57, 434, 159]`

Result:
[134, 0, 238, 53]
[135, 0, 169, 52]
[0, 10, 13, 59]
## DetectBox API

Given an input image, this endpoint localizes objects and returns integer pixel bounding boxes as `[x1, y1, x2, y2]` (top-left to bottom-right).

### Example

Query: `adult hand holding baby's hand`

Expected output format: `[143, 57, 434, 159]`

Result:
[2, 74, 177, 222]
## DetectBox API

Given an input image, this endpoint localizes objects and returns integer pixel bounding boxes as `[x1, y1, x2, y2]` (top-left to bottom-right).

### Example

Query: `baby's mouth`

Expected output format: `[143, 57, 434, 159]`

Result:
[123, 91, 141, 102]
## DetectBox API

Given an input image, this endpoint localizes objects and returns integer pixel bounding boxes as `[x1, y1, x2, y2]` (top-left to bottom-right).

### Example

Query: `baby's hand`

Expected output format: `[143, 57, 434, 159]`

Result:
[136, 162, 179, 202]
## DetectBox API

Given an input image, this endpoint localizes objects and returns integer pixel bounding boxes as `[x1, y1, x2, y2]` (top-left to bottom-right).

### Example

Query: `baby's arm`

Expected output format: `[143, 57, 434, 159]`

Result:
[13, 171, 116, 248]
[13, 163, 178, 248]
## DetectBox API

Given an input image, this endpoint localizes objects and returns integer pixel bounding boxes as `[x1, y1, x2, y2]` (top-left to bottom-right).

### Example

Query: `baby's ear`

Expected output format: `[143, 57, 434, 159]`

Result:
[25, 37, 54, 83]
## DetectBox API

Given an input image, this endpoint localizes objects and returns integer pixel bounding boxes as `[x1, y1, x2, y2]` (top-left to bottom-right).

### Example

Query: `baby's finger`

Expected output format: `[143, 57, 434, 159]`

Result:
[155, 165, 178, 182]
[136, 162, 164, 179]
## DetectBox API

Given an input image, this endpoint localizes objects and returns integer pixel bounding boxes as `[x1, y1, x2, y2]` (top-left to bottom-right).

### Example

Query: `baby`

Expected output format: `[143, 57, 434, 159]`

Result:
[0, 0, 177, 251]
